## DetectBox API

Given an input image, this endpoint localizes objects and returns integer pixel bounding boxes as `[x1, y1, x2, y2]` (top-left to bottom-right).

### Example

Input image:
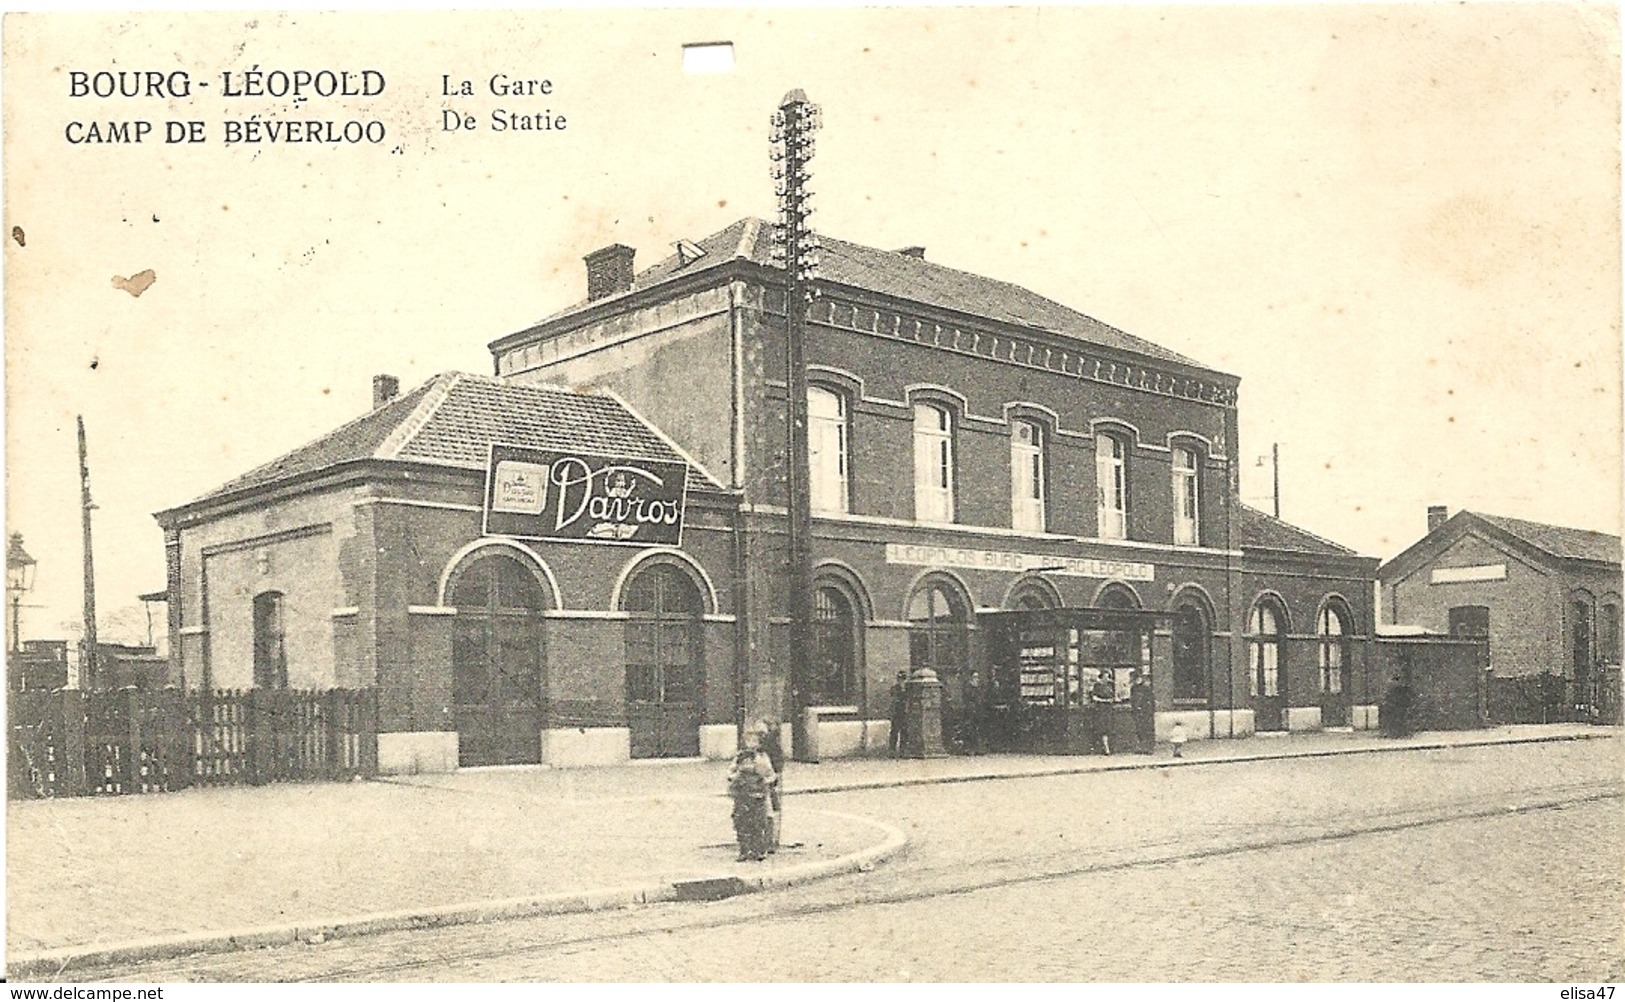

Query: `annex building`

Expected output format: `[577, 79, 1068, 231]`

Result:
[157, 217, 1380, 772]
[1379, 507, 1622, 682]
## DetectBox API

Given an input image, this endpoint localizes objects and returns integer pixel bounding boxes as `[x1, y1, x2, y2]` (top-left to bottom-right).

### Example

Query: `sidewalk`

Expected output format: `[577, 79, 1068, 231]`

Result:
[7, 721, 1615, 974]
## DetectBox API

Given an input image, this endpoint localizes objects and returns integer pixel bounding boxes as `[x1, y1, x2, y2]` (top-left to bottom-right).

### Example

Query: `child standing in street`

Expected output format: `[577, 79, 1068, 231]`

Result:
[727, 734, 777, 861]
[1169, 719, 1188, 758]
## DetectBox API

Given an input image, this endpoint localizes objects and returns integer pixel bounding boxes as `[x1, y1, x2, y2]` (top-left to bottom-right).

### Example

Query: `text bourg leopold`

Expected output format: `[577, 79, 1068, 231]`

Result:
[64, 68, 565, 145]
[65, 68, 387, 145]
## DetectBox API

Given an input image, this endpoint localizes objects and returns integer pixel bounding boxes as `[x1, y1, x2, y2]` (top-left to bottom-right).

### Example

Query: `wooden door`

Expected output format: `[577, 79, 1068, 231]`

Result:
[624, 564, 702, 759]
[451, 555, 545, 767]
[1250, 600, 1286, 732]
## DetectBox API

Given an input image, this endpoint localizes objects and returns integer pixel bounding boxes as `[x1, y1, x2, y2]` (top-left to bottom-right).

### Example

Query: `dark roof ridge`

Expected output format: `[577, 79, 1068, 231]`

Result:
[182, 375, 444, 506]
[505, 216, 1221, 375]
[1238, 502, 1360, 556]
[1466, 510, 1621, 564]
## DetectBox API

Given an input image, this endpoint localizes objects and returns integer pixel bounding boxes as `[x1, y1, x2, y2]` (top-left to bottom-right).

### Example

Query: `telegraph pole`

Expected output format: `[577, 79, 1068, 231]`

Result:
[770, 89, 822, 761]
[78, 416, 100, 691]
[1272, 441, 1281, 519]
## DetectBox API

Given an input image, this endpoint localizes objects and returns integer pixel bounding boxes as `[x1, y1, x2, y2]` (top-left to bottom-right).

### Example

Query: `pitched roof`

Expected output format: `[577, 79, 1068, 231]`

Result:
[1471, 512, 1621, 565]
[1237, 503, 1360, 557]
[522, 217, 1214, 371]
[174, 372, 721, 510]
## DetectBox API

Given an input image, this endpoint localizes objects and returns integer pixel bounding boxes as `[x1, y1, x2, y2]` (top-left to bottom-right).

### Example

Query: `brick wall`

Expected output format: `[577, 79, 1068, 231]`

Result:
[172, 486, 362, 691]
[1386, 533, 1564, 677]
[744, 306, 1234, 546]
[506, 286, 737, 487]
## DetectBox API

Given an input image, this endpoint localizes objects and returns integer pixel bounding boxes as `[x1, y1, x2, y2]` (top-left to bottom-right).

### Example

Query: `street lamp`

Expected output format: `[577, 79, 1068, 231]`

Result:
[7, 532, 37, 654]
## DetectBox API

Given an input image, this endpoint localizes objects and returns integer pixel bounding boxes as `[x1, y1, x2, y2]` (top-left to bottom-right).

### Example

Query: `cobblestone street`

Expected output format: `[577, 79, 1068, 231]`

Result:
[71, 736, 1624, 982]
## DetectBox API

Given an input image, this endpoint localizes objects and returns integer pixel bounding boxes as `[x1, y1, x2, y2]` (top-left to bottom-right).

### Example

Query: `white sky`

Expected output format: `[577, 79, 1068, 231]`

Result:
[4, 6, 1620, 645]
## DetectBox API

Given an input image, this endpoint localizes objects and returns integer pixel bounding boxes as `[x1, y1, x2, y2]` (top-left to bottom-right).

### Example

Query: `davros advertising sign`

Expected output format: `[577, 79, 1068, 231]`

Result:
[482, 444, 688, 546]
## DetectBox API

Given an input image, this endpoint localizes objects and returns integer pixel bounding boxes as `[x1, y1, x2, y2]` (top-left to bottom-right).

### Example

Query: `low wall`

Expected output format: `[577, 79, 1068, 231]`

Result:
[541, 727, 631, 767]
[378, 731, 458, 775]
[1377, 635, 1488, 730]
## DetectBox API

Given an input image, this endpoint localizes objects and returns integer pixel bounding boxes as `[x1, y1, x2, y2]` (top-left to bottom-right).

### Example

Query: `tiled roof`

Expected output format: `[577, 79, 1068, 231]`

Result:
[1238, 503, 1359, 556]
[526, 217, 1211, 370]
[201, 378, 441, 501]
[1471, 512, 1620, 565]
[177, 373, 721, 508]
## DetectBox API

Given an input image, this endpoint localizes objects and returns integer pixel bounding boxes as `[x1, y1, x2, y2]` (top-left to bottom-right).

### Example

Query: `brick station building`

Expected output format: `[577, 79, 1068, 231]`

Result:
[157, 216, 1380, 772]
[1379, 507, 1622, 681]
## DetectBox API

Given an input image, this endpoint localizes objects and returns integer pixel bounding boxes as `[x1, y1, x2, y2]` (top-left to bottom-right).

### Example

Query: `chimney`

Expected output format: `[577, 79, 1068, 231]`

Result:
[584, 243, 636, 301]
[1427, 505, 1449, 533]
[897, 246, 926, 259]
[372, 374, 400, 409]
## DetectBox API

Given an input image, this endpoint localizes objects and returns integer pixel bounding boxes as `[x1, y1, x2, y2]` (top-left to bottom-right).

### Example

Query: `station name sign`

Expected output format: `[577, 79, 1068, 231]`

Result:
[483, 444, 688, 546]
[884, 543, 1154, 582]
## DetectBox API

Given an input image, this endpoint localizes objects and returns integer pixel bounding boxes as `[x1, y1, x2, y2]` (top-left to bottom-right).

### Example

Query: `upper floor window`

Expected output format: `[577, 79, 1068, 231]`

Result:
[1172, 445, 1200, 546]
[914, 403, 955, 523]
[1095, 433, 1128, 539]
[1010, 419, 1046, 532]
[808, 386, 849, 514]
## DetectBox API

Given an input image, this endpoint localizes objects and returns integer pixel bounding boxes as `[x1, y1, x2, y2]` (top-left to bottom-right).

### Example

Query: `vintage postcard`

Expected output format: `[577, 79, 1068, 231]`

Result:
[3, 6, 1620, 985]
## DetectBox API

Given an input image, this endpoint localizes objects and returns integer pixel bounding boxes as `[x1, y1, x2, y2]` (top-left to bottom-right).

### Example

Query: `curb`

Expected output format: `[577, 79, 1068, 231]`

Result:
[7, 808, 907, 980]
[786, 727, 1620, 796]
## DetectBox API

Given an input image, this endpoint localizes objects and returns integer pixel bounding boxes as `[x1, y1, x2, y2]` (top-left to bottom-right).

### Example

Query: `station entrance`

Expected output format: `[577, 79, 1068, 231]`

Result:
[980, 607, 1168, 754]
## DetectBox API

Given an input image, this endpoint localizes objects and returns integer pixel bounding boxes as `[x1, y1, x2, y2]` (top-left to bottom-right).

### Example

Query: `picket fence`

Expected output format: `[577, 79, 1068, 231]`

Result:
[8, 687, 378, 799]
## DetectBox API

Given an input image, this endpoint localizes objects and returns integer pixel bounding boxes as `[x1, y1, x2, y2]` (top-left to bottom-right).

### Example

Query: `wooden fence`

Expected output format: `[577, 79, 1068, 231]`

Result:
[9, 687, 378, 799]
[1485, 669, 1623, 726]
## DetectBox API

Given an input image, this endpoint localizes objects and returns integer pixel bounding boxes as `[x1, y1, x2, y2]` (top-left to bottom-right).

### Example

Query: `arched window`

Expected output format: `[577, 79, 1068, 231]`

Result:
[908, 577, 972, 749]
[450, 553, 548, 766]
[1007, 577, 1059, 611]
[1600, 601, 1621, 665]
[1010, 419, 1046, 532]
[913, 403, 955, 523]
[623, 561, 704, 758]
[808, 385, 849, 515]
[1573, 599, 1594, 678]
[1318, 602, 1350, 695]
[907, 578, 969, 682]
[1248, 598, 1284, 701]
[1171, 445, 1200, 546]
[1096, 582, 1142, 610]
[1096, 432, 1128, 539]
[1171, 601, 1211, 703]
[811, 584, 858, 704]
[252, 591, 287, 689]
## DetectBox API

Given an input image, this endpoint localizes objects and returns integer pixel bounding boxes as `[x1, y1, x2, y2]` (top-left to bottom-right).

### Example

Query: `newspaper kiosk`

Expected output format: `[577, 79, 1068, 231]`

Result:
[981, 607, 1167, 754]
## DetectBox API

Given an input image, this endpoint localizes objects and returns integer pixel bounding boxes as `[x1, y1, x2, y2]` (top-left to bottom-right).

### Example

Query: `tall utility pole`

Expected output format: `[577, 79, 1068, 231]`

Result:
[78, 415, 99, 691]
[770, 89, 822, 761]
[1272, 441, 1281, 519]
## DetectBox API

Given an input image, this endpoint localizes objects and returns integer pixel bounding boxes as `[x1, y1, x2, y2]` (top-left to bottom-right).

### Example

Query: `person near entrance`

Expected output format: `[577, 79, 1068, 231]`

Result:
[888, 671, 909, 756]
[727, 730, 777, 862]
[1381, 675, 1415, 738]
[1130, 669, 1155, 754]
[1089, 669, 1116, 755]
[754, 718, 785, 853]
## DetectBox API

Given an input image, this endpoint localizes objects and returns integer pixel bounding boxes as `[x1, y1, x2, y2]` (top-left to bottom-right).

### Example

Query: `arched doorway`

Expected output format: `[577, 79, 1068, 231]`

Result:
[1248, 596, 1287, 732]
[1171, 600, 1211, 705]
[451, 553, 548, 766]
[1573, 598, 1594, 683]
[1318, 599, 1353, 727]
[908, 576, 973, 751]
[811, 584, 858, 705]
[623, 562, 704, 758]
